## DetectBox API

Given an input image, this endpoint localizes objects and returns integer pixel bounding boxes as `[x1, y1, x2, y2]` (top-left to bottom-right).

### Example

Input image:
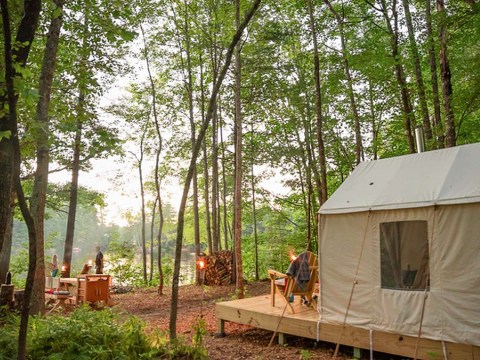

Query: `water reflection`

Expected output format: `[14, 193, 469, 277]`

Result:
[179, 250, 196, 285]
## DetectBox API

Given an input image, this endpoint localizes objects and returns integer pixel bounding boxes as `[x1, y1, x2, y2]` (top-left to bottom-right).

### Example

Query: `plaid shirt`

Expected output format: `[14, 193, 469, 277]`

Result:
[286, 252, 310, 290]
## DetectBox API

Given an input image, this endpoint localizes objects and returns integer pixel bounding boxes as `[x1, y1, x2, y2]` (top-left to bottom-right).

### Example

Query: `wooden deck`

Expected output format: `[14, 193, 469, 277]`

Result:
[216, 295, 480, 360]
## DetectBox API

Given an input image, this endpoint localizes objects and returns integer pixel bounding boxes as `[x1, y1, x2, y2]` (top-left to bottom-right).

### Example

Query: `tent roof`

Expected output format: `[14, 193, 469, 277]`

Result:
[320, 142, 480, 214]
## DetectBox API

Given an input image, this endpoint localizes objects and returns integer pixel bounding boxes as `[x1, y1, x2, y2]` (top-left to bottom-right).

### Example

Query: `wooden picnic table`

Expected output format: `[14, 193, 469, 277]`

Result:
[59, 277, 79, 286]
[59, 277, 78, 291]
[45, 292, 74, 313]
[45, 277, 78, 312]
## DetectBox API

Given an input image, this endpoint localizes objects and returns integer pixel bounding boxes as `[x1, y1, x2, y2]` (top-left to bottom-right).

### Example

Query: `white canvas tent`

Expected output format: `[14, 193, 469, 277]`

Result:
[318, 142, 480, 348]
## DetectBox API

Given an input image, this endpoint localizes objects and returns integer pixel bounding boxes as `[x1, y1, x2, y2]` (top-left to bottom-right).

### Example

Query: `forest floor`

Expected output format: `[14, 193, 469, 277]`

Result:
[114, 280, 355, 360]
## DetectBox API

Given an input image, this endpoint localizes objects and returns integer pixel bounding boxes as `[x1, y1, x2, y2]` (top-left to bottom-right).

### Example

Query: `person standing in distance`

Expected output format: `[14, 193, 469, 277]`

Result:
[95, 246, 104, 274]
[50, 254, 59, 277]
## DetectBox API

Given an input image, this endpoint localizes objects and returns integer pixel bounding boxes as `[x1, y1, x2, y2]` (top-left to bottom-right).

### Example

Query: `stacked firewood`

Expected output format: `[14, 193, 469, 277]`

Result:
[202, 250, 233, 286]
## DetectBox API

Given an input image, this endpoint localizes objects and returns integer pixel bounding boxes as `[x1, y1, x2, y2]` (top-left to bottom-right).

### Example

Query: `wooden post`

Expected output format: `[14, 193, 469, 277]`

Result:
[215, 318, 226, 338]
[353, 347, 362, 359]
[0, 284, 15, 307]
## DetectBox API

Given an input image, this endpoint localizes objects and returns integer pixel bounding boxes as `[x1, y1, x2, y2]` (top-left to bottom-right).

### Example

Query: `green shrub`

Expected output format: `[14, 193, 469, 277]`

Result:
[0, 306, 206, 359]
[0, 312, 20, 359]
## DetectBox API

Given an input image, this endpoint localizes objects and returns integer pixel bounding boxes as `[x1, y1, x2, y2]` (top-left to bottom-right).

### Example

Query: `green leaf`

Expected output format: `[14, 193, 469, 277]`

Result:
[0, 131, 12, 140]
[52, 6, 63, 19]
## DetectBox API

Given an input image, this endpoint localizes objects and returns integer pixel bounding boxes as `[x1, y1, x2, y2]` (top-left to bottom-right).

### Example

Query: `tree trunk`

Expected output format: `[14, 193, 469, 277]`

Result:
[63, 112, 82, 278]
[200, 57, 213, 255]
[219, 110, 229, 250]
[294, 126, 311, 248]
[437, 0, 456, 147]
[157, 193, 164, 295]
[183, 1, 201, 283]
[138, 133, 147, 283]
[368, 79, 379, 160]
[307, 0, 328, 204]
[0, 197, 13, 285]
[1, 1, 41, 358]
[402, 0, 432, 144]
[426, 0, 444, 148]
[139, 22, 164, 290]
[233, 0, 244, 299]
[211, 87, 219, 253]
[379, 0, 416, 153]
[169, 0, 262, 339]
[63, 8, 89, 278]
[29, 0, 65, 315]
[0, 0, 40, 268]
[304, 111, 318, 249]
[149, 199, 156, 283]
[324, 0, 363, 164]
[250, 124, 259, 281]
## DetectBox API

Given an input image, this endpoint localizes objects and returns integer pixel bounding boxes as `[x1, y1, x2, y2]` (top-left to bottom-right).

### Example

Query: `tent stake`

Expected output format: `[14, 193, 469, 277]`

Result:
[267, 299, 289, 348]
[441, 341, 448, 360]
[369, 329, 373, 360]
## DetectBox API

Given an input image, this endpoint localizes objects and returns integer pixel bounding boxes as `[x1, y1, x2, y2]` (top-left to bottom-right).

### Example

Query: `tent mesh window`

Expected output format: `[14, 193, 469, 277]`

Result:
[380, 220, 429, 290]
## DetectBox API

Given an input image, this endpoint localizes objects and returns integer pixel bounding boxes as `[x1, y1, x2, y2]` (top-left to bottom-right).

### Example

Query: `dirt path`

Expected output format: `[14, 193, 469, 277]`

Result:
[114, 280, 349, 359]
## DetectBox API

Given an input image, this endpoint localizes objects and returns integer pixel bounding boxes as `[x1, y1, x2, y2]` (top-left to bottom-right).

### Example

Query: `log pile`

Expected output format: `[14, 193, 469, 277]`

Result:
[203, 250, 233, 286]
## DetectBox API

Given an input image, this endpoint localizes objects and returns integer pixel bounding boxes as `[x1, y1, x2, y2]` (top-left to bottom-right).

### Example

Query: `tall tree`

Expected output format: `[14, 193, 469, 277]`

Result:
[425, 0, 444, 147]
[138, 19, 165, 291]
[249, 124, 259, 280]
[324, 0, 364, 164]
[436, 0, 456, 147]
[169, 0, 262, 339]
[182, 0, 201, 281]
[29, 0, 66, 314]
[200, 56, 213, 255]
[0, 200, 13, 285]
[233, 0, 245, 299]
[211, 76, 220, 253]
[61, 0, 134, 277]
[402, 0, 433, 143]
[0, 0, 40, 277]
[219, 118, 230, 250]
[137, 127, 148, 282]
[377, 0, 417, 153]
[63, 7, 89, 278]
[307, 0, 327, 204]
[1, 0, 41, 357]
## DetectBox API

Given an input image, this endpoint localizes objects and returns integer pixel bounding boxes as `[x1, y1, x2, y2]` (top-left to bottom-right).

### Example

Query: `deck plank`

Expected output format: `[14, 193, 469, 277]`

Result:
[216, 295, 479, 360]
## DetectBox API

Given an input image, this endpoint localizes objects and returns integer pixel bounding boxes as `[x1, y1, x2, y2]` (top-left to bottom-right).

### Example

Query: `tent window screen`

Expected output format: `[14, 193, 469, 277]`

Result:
[380, 221, 429, 290]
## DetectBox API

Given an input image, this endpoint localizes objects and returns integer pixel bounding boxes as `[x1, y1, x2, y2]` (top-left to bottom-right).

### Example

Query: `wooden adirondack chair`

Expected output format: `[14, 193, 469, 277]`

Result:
[268, 251, 318, 313]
